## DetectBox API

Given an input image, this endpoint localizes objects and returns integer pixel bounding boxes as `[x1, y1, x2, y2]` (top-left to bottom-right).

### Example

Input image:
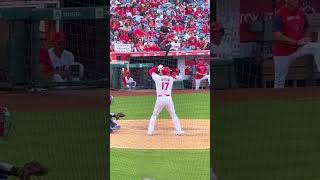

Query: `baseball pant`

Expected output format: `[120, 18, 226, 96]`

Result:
[148, 97, 182, 134]
[274, 42, 320, 88]
[195, 75, 211, 90]
[126, 81, 136, 89]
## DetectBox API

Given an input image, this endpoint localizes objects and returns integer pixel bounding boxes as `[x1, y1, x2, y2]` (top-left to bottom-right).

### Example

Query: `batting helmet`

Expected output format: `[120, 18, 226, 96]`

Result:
[161, 67, 171, 75]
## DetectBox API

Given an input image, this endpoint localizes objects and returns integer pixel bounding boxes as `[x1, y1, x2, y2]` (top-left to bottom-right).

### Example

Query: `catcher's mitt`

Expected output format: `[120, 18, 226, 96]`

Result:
[115, 112, 125, 120]
[16, 161, 48, 180]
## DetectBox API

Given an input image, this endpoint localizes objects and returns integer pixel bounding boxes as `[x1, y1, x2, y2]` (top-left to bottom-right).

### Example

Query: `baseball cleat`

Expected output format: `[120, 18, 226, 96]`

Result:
[147, 131, 153, 136]
[174, 130, 185, 136]
[111, 125, 121, 130]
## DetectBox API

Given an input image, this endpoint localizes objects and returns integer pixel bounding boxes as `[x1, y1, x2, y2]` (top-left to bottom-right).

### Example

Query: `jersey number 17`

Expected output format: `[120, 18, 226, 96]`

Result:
[162, 82, 169, 90]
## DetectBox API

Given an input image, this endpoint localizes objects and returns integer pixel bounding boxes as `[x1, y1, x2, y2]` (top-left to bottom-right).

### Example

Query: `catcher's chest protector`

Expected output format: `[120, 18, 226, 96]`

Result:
[0, 107, 11, 138]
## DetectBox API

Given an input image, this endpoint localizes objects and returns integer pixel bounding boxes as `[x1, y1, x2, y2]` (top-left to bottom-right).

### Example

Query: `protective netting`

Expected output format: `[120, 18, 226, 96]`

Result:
[0, 0, 108, 90]
[0, 1, 108, 180]
[111, 55, 211, 90]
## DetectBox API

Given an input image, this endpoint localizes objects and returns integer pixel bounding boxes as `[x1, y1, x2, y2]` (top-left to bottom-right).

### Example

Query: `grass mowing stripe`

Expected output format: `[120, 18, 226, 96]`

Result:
[111, 148, 210, 180]
[111, 93, 210, 120]
[0, 111, 107, 180]
[214, 100, 320, 180]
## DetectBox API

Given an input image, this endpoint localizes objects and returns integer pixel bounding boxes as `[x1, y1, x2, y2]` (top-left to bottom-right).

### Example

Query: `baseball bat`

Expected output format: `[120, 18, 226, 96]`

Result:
[165, 44, 171, 57]
[156, 44, 171, 68]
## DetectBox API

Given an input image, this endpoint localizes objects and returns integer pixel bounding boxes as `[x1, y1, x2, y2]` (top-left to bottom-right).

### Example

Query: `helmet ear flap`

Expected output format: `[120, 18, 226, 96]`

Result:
[161, 67, 171, 75]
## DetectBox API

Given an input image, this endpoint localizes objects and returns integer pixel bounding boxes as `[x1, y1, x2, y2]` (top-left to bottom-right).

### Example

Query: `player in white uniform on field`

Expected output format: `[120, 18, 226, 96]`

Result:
[147, 65, 184, 136]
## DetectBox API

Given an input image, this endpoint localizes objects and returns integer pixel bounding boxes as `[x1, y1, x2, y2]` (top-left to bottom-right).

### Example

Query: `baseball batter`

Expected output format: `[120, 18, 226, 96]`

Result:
[147, 65, 184, 136]
[195, 59, 210, 90]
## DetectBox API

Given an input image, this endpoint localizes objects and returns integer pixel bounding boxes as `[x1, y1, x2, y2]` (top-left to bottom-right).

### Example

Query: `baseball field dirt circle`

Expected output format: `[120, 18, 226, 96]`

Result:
[110, 119, 210, 150]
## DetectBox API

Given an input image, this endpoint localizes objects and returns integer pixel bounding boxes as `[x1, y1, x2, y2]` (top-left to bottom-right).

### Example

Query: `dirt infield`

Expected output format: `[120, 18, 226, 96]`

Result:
[0, 89, 106, 112]
[110, 119, 210, 150]
[1, 87, 320, 111]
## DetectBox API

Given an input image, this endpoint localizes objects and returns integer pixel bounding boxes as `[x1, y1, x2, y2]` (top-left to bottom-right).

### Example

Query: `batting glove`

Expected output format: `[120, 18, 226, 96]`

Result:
[158, 64, 163, 72]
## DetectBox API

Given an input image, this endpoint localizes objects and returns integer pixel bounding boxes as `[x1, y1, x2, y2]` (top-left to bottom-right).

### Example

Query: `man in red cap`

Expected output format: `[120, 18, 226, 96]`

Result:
[48, 32, 75, 82]
[273, 0, 320, 88]
[195, 58, 210, 90]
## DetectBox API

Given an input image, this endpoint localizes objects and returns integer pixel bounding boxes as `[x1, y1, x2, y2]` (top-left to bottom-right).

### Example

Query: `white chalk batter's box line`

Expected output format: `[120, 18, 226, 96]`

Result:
[110, 146, 211, 150]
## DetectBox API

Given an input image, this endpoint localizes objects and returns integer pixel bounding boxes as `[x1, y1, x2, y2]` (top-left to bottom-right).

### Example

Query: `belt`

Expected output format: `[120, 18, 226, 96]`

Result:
[158, 94, 170, 97]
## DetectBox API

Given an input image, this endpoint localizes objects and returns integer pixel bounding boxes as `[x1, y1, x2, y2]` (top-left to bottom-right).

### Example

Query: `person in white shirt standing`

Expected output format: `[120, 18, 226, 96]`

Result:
[170, 37, 181, 51]
[147, 65, 184, 136]
[48, 32, 75, 82]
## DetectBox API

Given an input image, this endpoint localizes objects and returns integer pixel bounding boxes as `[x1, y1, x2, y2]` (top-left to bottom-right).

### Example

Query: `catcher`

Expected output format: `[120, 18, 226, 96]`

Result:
[0, 161, 48, 180]
[109, 95, 125, 133]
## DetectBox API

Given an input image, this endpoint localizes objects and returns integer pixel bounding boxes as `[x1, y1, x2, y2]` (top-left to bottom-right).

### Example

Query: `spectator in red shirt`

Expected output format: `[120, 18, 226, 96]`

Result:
[189, 37, 202, 50]
[125, 3, 134, 16]
[119, 31, 129, 43]
[148, 27, 157, 38]
[187, 21, 197, 33]
[150, 0, 159, 8]
[147, 40, 161, 51]
[173, 24, 185, 34]
[118, 7, 126, 17]
[148, 18, 156, 28]
[194, 7, 203, 19]
[135, 38, 146, 52]
[195, 58, 210, 90]
[202, 23, 210, 34]
[204, 6, 209, 14]
[110, 0, 210, 52]
[272, 0, 320, 88]
[111, 20, 120, 31]
[185, 5, 193, 15]
[133, 24, 145, 38]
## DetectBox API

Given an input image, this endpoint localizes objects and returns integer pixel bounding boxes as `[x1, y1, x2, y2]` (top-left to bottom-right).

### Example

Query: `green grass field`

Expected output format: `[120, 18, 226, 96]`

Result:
[0, 110, 107, 180]
[214, 99, 320, 180]
[111, 92, 210, 180]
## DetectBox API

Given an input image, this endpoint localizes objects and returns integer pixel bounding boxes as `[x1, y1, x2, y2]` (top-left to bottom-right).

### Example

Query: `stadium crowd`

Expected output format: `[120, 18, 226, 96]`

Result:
[110, 0, 210, 52]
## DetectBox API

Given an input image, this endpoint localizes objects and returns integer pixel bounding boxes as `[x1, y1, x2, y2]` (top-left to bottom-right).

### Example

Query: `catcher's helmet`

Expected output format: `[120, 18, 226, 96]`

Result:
[161, 67, 171, 75]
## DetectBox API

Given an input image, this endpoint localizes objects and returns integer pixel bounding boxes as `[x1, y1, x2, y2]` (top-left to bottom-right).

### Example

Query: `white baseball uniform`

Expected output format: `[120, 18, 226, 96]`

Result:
[274, 42, 320, 88]
[195, 75, 210, 90]
[147, 68, 183, 135]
